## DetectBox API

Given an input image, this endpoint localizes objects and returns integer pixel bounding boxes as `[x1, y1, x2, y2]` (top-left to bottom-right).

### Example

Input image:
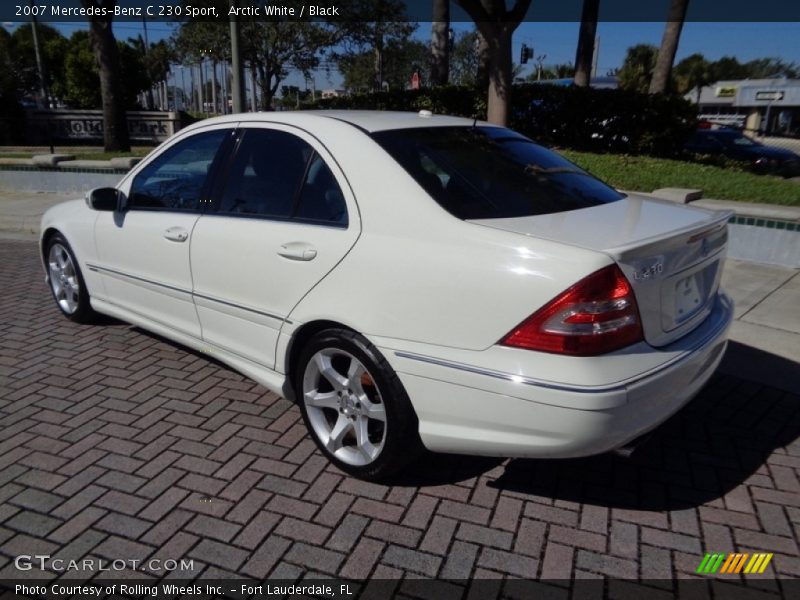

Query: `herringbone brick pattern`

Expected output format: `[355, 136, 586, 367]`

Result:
[1, 240, 799, 591]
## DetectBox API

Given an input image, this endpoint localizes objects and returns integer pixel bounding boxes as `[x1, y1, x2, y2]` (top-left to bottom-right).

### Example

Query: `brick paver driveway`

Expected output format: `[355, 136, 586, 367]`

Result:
[1, 239, 799, 594]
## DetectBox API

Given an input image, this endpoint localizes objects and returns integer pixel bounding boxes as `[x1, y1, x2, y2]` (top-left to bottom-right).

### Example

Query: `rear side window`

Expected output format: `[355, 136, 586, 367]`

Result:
[216, 128, 348, 226]
[371, 126, 624, 220]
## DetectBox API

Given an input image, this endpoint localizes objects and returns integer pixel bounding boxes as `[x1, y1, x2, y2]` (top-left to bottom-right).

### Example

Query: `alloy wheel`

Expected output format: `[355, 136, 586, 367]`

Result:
[48, 243, 80, 315]
[302, 348, 387, 466]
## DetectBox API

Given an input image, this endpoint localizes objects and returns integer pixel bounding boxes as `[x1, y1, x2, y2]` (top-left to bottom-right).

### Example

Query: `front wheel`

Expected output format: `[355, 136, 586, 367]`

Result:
[296, 329, 423, 480]
[45, 233, 98, 323]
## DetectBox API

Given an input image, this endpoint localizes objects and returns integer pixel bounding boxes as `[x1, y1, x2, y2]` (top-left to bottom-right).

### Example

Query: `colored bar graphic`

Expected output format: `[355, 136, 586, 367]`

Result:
[697, 552, 774, 575]
[696, 554, 712, 574]
[719, 553, 737, 573]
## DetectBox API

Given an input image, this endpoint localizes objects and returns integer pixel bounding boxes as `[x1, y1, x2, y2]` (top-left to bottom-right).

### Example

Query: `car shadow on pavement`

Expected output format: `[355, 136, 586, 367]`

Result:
[486, 342, 800, 511]
[388, 343, 800, 511]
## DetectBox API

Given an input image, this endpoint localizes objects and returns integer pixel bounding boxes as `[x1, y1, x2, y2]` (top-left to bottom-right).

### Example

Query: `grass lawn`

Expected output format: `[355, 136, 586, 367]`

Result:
[0, 153, 37, 159]
[560, 150, 800, 206]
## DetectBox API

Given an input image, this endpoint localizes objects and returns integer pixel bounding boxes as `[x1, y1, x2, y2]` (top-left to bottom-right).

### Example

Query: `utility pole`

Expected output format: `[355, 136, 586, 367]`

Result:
[592, 35, 600, 79]
[229, 0, 245, 113]
[535, 54, 547, 81]
[142, 15, 154, 109]
[29, 0, 49, 107]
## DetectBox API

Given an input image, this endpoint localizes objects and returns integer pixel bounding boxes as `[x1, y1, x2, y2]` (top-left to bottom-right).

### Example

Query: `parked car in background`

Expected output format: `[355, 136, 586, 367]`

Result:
[41, 111, 733, 480]
[685, 128, 800, 177]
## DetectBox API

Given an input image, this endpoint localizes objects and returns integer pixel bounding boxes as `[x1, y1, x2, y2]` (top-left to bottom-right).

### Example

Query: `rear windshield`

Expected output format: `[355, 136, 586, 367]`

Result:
[371, 126, 624, 219]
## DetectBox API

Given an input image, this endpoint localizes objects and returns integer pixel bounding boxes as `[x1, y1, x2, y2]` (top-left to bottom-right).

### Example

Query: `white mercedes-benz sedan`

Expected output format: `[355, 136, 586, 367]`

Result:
[40, 111, 733, 480]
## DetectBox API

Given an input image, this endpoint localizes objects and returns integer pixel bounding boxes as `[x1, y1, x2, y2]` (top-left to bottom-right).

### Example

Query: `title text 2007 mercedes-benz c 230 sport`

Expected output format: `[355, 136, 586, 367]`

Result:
[41, 111, 733, 480]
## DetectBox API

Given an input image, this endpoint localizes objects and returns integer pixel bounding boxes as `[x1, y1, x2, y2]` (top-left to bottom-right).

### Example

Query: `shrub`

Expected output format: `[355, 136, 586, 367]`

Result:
[307, 84, 697, 158]
[0, 95, 26, 144]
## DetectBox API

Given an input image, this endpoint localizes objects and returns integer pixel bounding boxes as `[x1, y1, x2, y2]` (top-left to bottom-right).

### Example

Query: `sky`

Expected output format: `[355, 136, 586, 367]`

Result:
[3, 20, 800, 92]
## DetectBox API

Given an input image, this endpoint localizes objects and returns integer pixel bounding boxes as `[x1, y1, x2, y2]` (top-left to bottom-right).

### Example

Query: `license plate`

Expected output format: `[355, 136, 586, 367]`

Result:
[675, 273, 703, 319]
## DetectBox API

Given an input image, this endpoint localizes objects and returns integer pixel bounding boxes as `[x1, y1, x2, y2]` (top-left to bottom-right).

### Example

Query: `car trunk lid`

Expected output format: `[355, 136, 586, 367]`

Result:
[469, 194, 732, 347]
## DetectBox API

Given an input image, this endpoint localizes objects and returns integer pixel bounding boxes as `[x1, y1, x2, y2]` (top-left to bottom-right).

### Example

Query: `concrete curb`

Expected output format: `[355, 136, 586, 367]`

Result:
[32, 154, 75, 166]
[627, 189, 800, 222]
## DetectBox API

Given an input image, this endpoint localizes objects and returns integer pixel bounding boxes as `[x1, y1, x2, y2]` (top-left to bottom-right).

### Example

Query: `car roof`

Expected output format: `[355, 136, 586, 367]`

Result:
[308, 110, 486, 132]
[190, 110, 490, 134]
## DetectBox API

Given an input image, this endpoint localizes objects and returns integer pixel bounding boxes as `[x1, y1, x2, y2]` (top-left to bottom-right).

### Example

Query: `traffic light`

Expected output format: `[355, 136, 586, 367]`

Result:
[520, 44, 534, 64]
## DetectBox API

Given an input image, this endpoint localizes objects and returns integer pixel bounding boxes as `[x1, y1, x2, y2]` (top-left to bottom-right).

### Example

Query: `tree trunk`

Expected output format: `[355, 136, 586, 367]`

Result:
[486, 25, 512, 126]
[457, 0, 532, 125]
[374, 29, 384, 91]
[430, 0, 450, 86]
[649, 0, 690, 94]
[476, 28, 490, 89]
[84, 2, 130, 152]
[574, 0, 599, 87]
[250, 63, 258, 111]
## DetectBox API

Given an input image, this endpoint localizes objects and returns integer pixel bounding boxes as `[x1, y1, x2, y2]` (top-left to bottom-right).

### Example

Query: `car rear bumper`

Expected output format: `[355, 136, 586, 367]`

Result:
[384, 291, 733, 458]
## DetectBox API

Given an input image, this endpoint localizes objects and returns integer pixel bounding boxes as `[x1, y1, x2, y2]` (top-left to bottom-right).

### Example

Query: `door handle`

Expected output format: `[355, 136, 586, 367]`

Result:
[278, 242, 317, 261]
[164, 227, 189, 242]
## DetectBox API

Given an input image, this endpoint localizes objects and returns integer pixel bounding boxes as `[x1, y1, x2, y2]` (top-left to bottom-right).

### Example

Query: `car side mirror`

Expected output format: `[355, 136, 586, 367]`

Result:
[85, 188, 126, 212]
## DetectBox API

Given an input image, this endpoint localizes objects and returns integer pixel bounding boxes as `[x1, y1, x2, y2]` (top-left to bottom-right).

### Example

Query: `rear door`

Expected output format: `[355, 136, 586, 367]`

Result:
[190, 124, 360, 369]
[94, 125, 234, 337]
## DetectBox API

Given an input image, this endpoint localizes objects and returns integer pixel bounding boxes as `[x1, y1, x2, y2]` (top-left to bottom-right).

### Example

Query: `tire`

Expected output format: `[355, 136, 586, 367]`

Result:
[45, 233, 98, 323]
[295, 328, 423, 481]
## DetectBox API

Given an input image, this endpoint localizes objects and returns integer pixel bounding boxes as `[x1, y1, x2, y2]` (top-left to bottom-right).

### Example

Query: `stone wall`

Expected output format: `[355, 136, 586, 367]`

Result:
[24, 109, 187, 144]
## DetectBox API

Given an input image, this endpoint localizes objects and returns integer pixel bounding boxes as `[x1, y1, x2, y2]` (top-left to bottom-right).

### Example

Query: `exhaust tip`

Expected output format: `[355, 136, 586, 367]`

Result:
[612, 432, 654, 458]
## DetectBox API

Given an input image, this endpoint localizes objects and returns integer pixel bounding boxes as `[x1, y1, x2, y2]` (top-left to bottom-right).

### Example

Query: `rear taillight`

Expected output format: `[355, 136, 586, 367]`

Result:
[500, 264, 643, 356]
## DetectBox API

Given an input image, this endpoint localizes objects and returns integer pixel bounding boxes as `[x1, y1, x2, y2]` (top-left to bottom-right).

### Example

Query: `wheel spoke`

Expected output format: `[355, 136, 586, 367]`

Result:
[56, 249, 67, 269]
[354, 416, 378, 462]
[347, 359, 365, 385]
[304, 389, 339, 410]
[326, 414, 352, 453]
[361, 398, 386, 422]
[314, 352, 347, 391]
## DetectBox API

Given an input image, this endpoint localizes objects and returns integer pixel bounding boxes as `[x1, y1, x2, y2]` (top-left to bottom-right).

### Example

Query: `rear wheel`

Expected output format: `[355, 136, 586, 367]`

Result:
[46, 233, 97, 323]
[296, 329, 422, 480]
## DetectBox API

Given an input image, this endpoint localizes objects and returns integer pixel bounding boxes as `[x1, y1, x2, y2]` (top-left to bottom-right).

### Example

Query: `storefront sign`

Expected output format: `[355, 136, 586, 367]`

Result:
[755, 90, 785, 101]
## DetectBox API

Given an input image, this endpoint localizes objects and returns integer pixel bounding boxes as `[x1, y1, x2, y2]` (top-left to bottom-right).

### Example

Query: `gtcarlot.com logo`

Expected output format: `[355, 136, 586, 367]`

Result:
[15, 555, 194, 573]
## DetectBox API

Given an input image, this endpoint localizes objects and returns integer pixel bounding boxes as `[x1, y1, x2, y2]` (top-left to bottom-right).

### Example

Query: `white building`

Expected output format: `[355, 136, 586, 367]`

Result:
[687, 78, 800, 137]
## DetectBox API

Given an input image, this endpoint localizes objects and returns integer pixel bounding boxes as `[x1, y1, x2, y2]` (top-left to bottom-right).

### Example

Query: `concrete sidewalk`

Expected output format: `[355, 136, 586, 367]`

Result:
[0, 190, 78, 235]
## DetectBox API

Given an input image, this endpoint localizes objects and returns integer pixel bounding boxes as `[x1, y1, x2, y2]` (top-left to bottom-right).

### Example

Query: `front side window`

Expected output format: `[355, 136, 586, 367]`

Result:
[217, 128, 347, 225]
[372, 126, 624, 220]
[129, 130, 229, 211]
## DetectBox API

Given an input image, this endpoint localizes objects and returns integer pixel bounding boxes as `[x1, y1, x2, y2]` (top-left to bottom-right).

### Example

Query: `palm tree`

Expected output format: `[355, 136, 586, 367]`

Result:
[80, 0, 129, 151]
[430, 0, 450, 85]
[618, 44, 658, 93]
[649, 0, 690, 94]
[573, 0, 599, 87]
[456, 0, 533, 125]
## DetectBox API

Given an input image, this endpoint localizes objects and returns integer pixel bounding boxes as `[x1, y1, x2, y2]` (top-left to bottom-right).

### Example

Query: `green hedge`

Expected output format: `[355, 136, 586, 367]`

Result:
[0, 96, 26, 145]
[308, 84, 697, 157]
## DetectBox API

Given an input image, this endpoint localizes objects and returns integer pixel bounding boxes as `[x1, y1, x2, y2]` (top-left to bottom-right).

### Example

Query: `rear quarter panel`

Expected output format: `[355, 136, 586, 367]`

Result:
[283, 130, 611, 351]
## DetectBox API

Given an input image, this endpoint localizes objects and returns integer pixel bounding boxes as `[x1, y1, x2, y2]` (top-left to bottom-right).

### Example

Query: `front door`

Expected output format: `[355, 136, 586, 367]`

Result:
[93, 126, 234, 337]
